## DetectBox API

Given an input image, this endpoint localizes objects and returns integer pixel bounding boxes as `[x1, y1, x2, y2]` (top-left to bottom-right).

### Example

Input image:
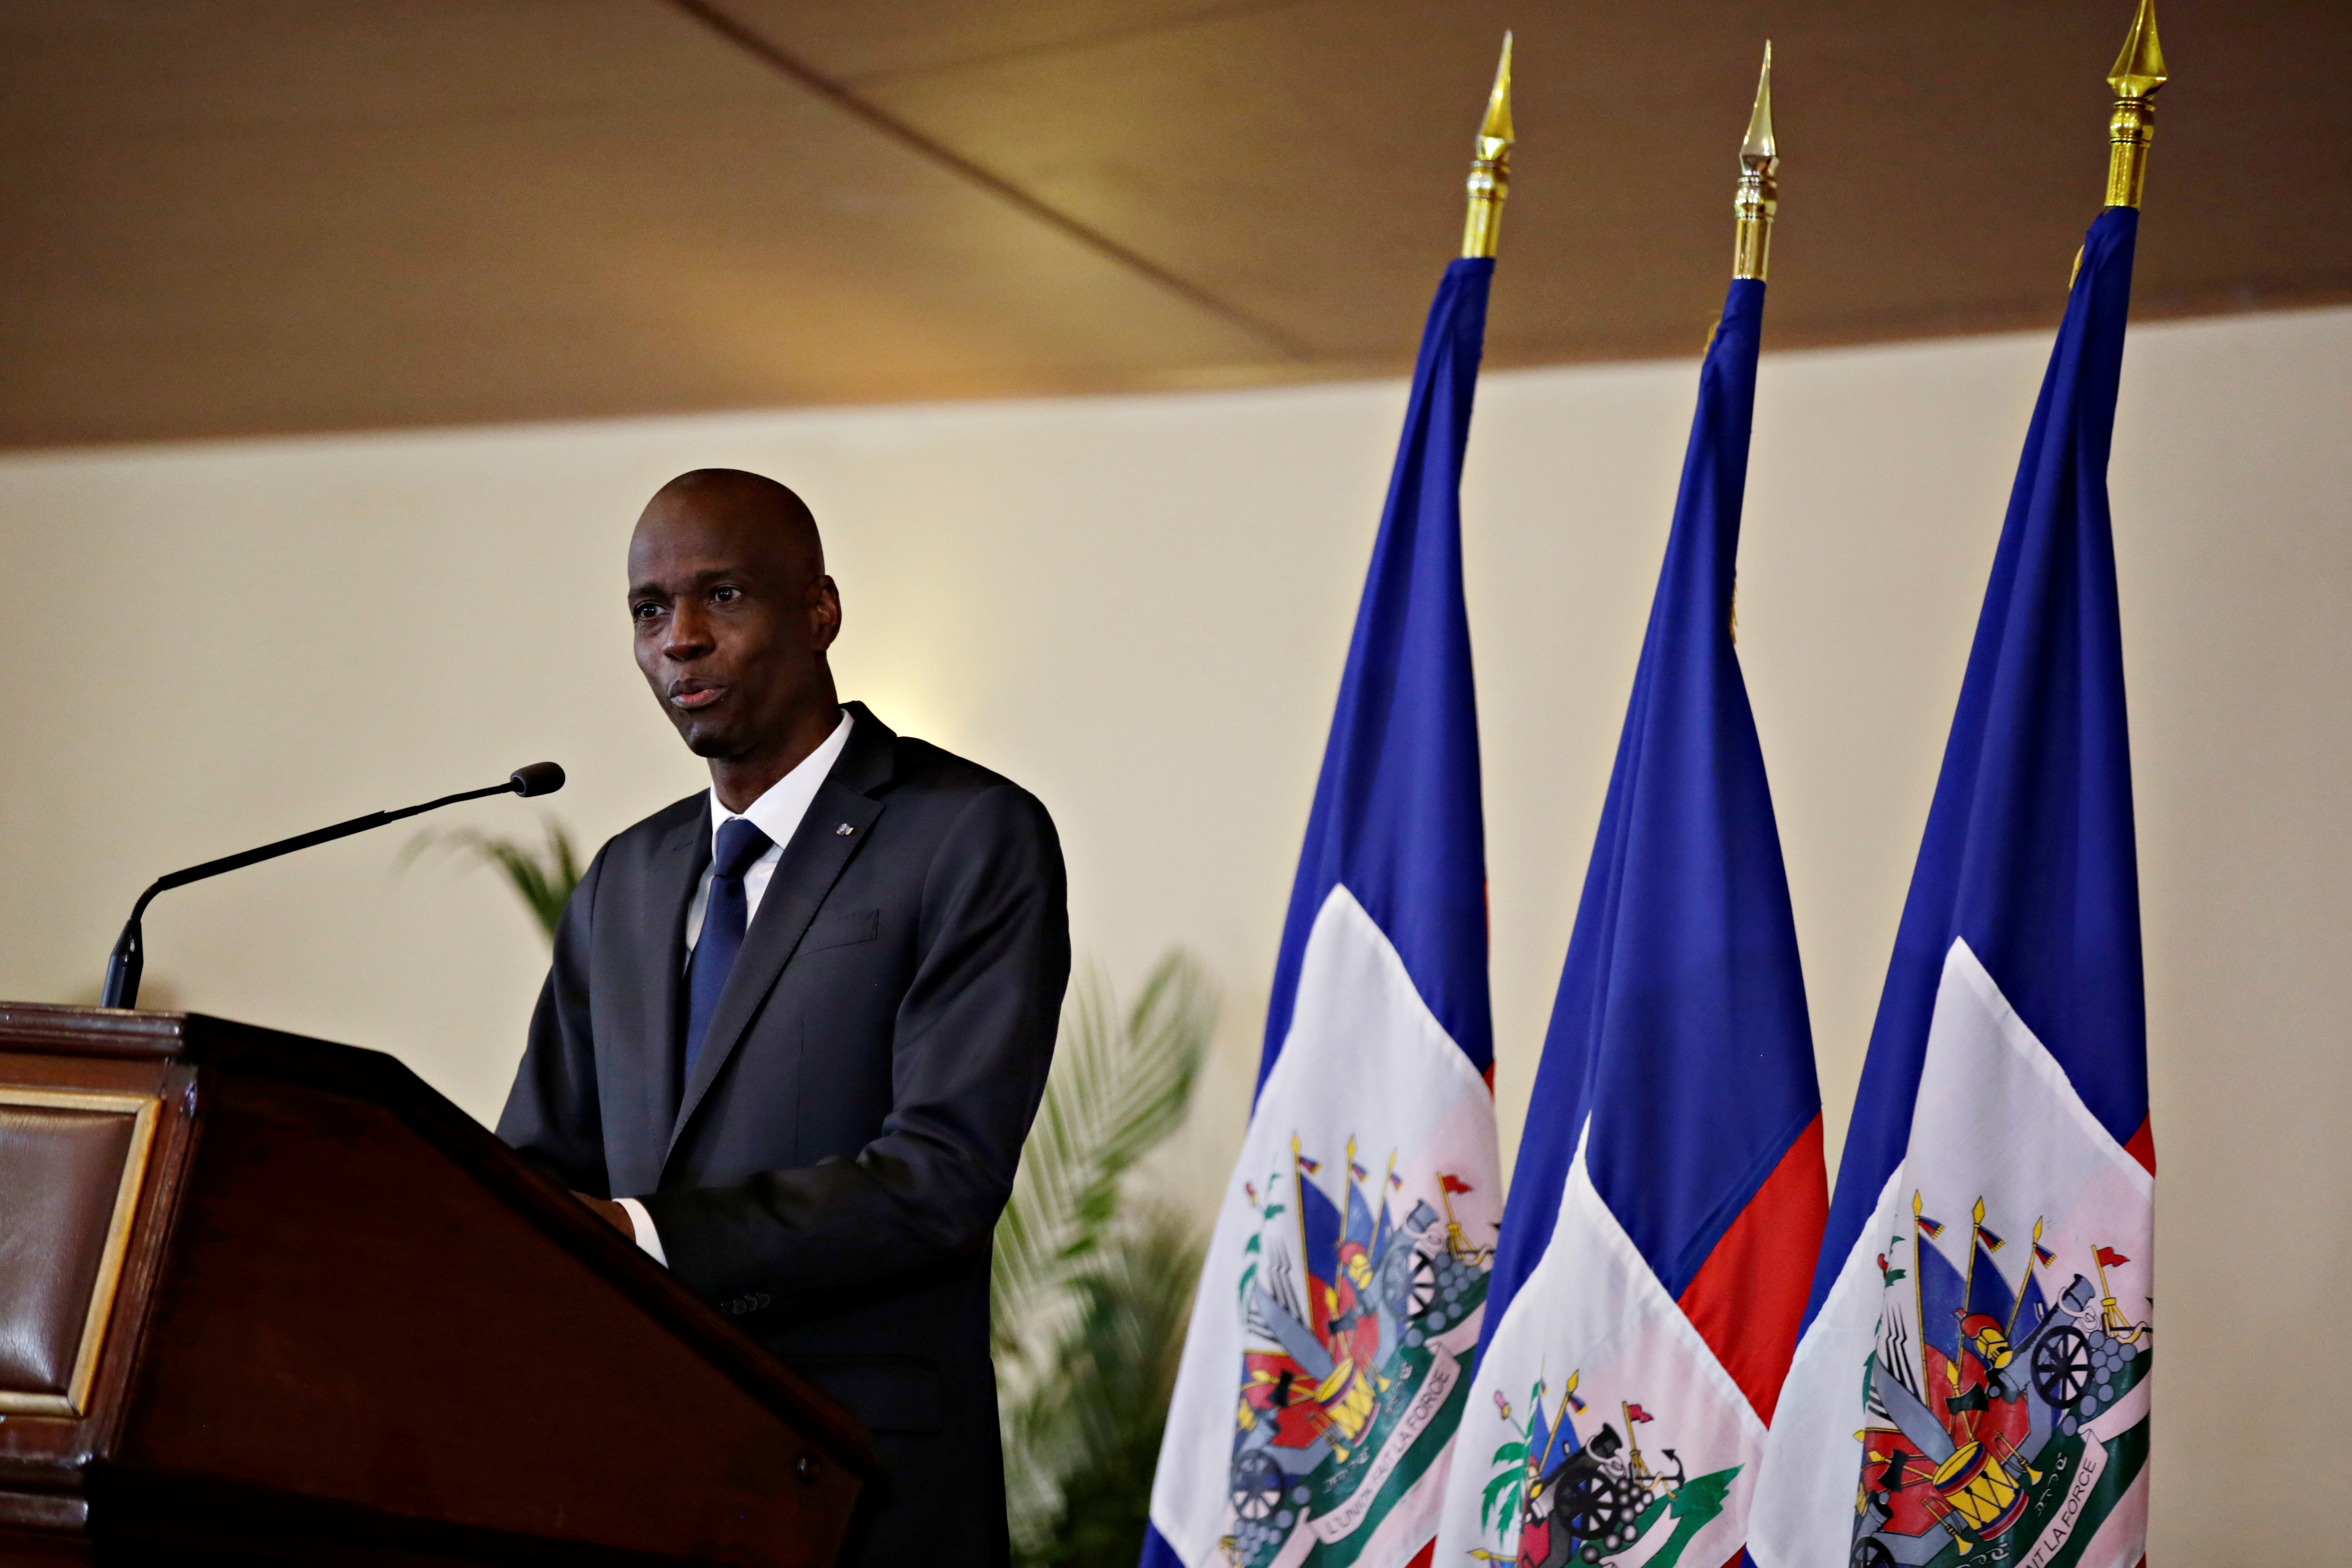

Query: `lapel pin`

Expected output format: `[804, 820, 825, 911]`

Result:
[836, 823, 855, 836]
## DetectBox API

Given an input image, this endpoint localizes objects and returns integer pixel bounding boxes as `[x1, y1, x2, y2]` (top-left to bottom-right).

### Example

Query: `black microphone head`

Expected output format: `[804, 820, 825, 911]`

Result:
[510, 761, 566, 798]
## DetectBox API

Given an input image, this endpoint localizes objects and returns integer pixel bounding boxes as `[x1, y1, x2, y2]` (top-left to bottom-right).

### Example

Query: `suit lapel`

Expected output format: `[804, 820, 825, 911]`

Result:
[666, 706, 897, 1163]
[618, 804, 704, 1189]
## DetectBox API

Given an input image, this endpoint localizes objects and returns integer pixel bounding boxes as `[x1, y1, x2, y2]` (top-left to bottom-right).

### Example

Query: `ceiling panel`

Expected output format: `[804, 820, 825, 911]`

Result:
[0, 0, 1274, 445]
[721, 0, 1292, 80]
[0, 0, 2340, 447]
[825, 0, 2348, 365]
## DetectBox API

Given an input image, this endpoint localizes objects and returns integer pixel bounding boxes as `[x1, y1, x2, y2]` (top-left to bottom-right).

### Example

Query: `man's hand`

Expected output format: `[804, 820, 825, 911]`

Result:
[572, 1191, 636, 1242]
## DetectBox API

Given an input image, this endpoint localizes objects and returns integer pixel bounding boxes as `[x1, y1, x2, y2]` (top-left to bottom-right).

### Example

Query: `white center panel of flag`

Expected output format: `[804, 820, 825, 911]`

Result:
[1150, 886, 1502, 1568]
[1435, 1121, 1766, 1568]
[1751, 941, 2156, 1568]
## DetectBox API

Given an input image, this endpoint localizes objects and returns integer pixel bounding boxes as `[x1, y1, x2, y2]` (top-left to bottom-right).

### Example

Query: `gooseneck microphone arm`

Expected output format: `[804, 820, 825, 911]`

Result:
[101, 761, 565, 1010]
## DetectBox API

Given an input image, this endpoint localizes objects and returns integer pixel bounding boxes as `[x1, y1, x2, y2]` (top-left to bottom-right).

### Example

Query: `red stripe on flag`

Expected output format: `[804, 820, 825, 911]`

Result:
[1675, 1114, 1828, 1425]
[2124, 1116, 2156, 1176]
[1402, 1541, 1435, 1568]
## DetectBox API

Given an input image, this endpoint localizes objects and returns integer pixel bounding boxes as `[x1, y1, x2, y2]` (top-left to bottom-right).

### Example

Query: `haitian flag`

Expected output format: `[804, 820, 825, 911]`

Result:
[1748, 206, 2156, 1568]
[1433, 276, 1826, 1568]
[1144, 258, 1503, 1568]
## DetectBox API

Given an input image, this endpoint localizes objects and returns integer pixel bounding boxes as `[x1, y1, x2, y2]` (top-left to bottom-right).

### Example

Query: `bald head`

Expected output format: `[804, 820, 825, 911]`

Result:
[644, 468, 823, 573]
[628, 469, 843, 810]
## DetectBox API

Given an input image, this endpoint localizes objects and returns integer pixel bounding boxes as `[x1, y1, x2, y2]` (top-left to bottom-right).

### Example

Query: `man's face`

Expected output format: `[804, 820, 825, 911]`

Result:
[627, 495, 840, 762]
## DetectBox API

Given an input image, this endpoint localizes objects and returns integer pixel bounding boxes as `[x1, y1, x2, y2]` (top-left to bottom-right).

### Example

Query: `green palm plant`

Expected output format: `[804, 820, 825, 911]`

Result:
[404, 819, 583, 944]
[1007, 1199, 1204, 1567]
[995, 953, 1215, 1566]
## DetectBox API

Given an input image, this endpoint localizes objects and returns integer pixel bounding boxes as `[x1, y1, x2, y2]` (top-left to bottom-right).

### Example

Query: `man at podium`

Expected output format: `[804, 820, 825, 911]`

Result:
[498, 469, 1069, 1567]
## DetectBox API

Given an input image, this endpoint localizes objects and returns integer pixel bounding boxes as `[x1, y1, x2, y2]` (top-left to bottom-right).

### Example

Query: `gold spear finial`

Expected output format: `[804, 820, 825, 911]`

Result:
[2103, 0, 2167, 208]
[1733, 42, 1777, 280]
[1462, 32, 1514, 259]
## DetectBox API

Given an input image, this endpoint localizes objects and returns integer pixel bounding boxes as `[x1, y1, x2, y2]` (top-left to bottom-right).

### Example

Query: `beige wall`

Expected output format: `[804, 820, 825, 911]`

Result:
[2, 304, 2345, 1561]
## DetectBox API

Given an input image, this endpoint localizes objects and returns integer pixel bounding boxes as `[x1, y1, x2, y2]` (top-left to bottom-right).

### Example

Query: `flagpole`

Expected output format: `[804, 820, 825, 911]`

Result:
[1733, 43, 1776, 280]
[1461, 34, 1514, 258]
[2102, 0, 2166, 210]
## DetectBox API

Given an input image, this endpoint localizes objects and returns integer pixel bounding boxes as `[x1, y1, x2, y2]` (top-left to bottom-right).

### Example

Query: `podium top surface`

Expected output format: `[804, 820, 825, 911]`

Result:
[0, 1000, 345, 1061]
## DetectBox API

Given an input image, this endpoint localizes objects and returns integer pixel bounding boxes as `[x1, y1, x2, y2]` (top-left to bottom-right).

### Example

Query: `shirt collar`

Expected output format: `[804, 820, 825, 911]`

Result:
[708, 707, 855, 849]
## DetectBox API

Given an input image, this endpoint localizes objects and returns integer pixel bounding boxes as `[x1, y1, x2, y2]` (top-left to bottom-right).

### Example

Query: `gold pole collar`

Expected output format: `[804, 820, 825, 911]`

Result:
[1462, 33, 1514, 259]
[1733, 42, 1777, 281]
[2103, 0, 2166, 209]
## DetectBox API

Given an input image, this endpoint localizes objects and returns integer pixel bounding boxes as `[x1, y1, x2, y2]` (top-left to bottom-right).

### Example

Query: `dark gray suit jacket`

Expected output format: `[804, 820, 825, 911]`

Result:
[498, 703, 1068, 1565]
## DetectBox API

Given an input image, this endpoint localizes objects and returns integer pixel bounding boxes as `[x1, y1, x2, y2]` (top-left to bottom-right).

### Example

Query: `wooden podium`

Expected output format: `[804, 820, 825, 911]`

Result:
[0, 1004, 873, 1565]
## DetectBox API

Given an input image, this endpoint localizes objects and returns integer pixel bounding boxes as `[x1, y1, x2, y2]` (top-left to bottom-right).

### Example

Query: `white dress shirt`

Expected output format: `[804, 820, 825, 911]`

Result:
[616, 708, 854, 1266]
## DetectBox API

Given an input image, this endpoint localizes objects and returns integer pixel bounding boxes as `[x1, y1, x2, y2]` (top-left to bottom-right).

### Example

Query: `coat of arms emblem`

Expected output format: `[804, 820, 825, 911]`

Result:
[1222, 1136, 1490, 1567]
[1472, 1371, 1740, 1568]
[1851, 1194, 2152, 1568]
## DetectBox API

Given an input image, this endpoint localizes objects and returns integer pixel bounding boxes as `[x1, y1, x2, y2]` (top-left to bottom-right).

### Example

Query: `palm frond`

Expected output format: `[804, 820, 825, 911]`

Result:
[1015, 1203, 1205, 1568]
[992, 951, 1211, 1363]
[994, 951, 1215, 1563]
[402, 819, 583, 946]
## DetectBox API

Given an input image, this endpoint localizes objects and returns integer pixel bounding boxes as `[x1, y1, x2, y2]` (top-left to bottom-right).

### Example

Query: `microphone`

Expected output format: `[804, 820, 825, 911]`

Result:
[100, 762, 566, 1010]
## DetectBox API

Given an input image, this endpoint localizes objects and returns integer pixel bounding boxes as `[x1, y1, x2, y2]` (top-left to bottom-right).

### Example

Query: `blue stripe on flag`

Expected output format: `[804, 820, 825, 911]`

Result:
[1481, 279, 1821, 1350]
[1139, 1522, 1183, 1568]
[1807, 207, 2148, 1329]
[1257, 258, 1495, 1092]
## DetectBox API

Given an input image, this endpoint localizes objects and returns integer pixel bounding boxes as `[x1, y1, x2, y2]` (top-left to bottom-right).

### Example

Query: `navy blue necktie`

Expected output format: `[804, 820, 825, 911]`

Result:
[684, 816, 773, 1081]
